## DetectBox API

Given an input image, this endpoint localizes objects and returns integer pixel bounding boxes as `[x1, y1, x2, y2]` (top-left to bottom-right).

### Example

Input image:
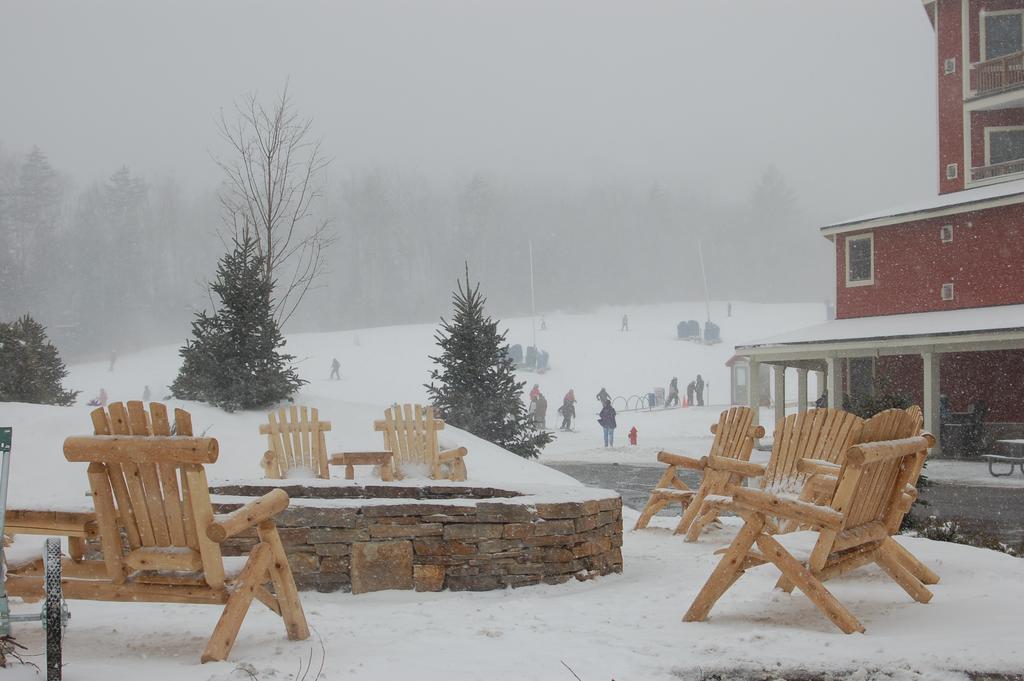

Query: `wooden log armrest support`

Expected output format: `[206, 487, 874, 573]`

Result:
[656, 451, 707, 470]
[437, 446, 468, 462]
[207, 489, 289, 543]
[704, 455, 765, 479]
[731, 487, 844, 531]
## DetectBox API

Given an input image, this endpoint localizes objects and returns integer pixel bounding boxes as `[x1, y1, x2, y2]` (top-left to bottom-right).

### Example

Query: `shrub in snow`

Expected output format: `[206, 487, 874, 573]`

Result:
[425, 266, 553, 459]
[170, 236, 304, 412]
[0, 314, 78, 406]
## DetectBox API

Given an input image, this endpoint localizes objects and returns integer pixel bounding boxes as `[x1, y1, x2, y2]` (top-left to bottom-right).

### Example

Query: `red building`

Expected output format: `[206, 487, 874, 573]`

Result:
[735, 0, 1024, 457]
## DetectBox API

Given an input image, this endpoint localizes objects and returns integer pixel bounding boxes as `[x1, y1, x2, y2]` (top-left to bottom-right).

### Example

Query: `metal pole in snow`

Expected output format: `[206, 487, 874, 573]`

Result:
[697, 239, 712, 324]
[529, 239, 537, 351]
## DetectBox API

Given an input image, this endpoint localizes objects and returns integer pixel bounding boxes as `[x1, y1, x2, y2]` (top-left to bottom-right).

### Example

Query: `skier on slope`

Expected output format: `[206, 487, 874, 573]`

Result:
[665, 377, 680, 408]
[559, 389, 577, 431]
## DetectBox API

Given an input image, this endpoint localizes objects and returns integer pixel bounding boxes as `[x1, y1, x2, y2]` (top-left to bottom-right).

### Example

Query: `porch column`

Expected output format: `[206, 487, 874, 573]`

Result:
[813, 370, 825, 405]
[797, 368, 809, 413]
[922, 351, 942, 456]
[825, 356, 841, 409]
[773, 365, 786, 425]
[748, 358, 761, 428]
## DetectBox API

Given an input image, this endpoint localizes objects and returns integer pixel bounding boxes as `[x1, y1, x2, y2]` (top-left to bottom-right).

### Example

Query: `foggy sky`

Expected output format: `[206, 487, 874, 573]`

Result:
[1, 0, 936, 225]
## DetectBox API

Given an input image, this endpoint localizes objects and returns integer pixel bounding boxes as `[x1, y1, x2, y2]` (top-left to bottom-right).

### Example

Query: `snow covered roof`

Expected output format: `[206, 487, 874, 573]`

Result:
[739, 303, 1024, 350]
[821, 178, 1024, 237]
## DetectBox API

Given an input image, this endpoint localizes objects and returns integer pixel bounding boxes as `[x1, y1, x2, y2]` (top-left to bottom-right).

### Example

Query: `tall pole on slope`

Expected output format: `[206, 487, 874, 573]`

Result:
[529, 239, 537, 351]
[697, 239, 712, 324]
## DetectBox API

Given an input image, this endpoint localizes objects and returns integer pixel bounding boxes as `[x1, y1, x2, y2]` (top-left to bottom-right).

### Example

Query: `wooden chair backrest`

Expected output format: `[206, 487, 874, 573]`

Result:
[809, 434, 933, 569]
[260, 406, 331, 479]
[707, 406, 759, 460]
[73, 401, 226, 588]
[762, 408, 864, 493]
[858, 408, 920, 443]
[374, 404, 444, 476]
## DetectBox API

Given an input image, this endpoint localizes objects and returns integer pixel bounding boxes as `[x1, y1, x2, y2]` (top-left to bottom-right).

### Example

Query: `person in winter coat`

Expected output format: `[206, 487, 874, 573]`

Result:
[686, 380, 696, 406]
[596, 387, 610, 404]
[620, 314, 629, 332]
[695, 374, 705, 406]
[665, 377, 680, 407]
[330, 358, 341, 380]
[559, 389, 577, 431]
[530, 383, 541, 401]
[535, 391, 548, 429]
[598, 398, 617, 447]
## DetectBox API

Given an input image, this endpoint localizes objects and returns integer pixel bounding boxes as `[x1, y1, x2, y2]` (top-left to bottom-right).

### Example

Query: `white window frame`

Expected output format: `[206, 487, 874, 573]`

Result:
[845, 233, 874, 288]
[940, 224, 954, 243]
[984, 125, 1024, 166]
[945, 163, 959, 180]
[941, 283, 955, 301]
[944, 57, 957, 75]
[981, 10, 1024, 62]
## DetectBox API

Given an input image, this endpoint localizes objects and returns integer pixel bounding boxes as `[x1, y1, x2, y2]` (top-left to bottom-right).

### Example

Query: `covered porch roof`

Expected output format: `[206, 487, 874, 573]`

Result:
[737, 304, 1024, 363]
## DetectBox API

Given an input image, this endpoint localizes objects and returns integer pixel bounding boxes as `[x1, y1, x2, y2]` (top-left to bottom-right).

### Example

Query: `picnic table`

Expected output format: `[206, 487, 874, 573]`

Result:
[981, 440, 1024, 477]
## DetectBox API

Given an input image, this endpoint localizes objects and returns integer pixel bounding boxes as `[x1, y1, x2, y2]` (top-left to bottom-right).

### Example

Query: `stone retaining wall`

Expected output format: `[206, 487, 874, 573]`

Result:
[210, 484, 623, 594]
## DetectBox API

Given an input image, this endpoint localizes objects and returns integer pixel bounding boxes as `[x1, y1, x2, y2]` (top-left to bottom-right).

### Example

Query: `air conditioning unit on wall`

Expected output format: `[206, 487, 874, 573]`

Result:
[940, 225, 953, 243]
[944, 57, 957, 75]
[941, 283, 955, 301]
[945, 163, 959, 180]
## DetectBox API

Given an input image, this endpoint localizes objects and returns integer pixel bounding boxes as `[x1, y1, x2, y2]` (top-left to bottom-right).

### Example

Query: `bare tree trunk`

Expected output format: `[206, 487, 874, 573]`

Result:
[214, 81, 333, 325]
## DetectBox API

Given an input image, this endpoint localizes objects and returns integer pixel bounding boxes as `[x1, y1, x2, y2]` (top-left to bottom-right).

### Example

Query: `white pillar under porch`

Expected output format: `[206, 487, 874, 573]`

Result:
[748, 358, 761, 429]
[825, 356, 841, 409]
[797, 368, 809, 413]
[922, 351, 942, 456]
[773, 365, 786, 426]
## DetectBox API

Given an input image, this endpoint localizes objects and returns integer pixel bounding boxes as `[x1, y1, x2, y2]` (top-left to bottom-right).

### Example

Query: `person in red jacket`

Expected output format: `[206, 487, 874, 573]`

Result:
[559, 389, 577, 431]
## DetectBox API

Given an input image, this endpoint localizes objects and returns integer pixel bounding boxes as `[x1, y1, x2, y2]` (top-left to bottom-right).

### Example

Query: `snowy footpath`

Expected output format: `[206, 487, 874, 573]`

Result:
[2, 301, 1023, 679]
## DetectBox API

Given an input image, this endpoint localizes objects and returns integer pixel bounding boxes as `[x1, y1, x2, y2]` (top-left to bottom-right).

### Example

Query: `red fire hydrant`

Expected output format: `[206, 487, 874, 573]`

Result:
[628, 426, 638, 446]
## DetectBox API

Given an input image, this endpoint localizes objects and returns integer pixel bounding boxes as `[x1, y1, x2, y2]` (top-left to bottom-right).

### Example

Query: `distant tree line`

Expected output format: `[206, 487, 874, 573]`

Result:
[0, 139, 830, 361]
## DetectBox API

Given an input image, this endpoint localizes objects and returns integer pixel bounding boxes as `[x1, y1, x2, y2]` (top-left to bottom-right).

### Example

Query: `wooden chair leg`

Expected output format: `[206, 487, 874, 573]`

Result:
[68, 536, 86, 561]
[684, 514, 765, 622]
[875, 539, 933, 604]
[888, 538, 940, 585]
[682, 503, 716, 542]
[202, 543, 274, 663]
[258, 521, 310, 641]
[755, 534, 864, 634]
[634, 495, 670, 530]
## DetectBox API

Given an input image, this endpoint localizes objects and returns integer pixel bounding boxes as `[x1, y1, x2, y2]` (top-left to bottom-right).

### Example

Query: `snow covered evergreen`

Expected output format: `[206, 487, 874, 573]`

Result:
[426, 267, 552, 459]
[0, 313, 78, 405]
[171, 235, 304, 412]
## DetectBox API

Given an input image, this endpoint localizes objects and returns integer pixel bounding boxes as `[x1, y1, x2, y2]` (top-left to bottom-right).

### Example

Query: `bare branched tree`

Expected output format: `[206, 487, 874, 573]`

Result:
[214, 81, 333, 325]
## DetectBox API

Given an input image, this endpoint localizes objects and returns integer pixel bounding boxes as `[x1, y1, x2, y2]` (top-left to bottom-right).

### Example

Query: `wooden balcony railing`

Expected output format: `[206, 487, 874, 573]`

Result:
[971, 157, 1024, 182]
[971, 51, 1024, 97]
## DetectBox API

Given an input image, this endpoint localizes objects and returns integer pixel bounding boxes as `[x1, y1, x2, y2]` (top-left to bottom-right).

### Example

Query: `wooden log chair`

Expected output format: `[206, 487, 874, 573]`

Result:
[6, 402, 310, 663]
[783, 406, 938, 587]
[260, 405, 394, 481]
[682, 408, 864, 542]
[683, 433, 937, 634]
[369, 404, 468, 481]
[632, 407, 764, 532]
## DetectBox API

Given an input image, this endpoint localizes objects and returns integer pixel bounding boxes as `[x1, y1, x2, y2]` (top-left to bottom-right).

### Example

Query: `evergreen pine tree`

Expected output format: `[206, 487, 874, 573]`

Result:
[0, 314, 78, 405]
[426, 267, 552, 459]
[171, 235, 304, 412]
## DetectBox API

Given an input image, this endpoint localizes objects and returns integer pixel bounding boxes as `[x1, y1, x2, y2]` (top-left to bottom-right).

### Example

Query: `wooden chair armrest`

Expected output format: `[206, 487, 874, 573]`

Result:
[796, 458, 841, 476]
[705, 455, 765, 478]
[329, 451, 393, 466]
[801, 473, 839, 498]
[656, 451, 706, 470]
[731, 487, 843, 531]
[438, 446, 468, 462]
[207, 489, 289, 542]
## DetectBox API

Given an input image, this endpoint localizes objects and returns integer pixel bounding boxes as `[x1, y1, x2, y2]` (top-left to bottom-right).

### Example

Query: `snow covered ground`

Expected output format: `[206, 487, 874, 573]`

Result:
[2, 300, 1023, 679]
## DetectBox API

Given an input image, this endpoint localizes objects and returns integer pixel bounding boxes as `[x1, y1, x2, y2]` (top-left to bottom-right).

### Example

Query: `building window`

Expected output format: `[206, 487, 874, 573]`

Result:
[983, 11, 1024, 61]
[845, 233, 874, 287]
[941, 283, 955, 301]
[985, 127, 1024, 166]
[940, 224, 953, 243]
